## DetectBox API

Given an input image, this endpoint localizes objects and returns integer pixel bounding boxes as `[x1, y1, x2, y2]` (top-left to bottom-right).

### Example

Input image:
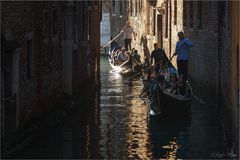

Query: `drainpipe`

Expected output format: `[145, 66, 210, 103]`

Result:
[1, 14, 5, 139]
[169, 0, 172, 57]
[1, 40, 5, 139]
[217, 1, 230, 153]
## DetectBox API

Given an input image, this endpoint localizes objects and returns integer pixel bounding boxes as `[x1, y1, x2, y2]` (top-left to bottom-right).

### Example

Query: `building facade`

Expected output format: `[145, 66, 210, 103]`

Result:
[130, 0, 239, 154]
[109, 0, 129, 46]
[1, 1, 101, 137]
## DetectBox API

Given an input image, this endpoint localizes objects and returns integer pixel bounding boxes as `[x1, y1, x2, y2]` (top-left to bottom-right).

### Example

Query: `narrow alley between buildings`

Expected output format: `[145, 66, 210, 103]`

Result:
[13, 56, 228, 159]
[1, 0, 239, 159]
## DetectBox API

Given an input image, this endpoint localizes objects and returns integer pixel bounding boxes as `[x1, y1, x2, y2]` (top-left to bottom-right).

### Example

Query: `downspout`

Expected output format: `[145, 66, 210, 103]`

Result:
[169, 0, 172, 57]
[217, 1, 230, 153]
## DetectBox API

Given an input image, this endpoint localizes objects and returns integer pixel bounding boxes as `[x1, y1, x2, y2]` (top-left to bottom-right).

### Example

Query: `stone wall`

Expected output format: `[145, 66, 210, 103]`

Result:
[129, 0, 239, 153]
[1, 1, 63, 127]
[109, 0, 128, 46]
[1, 1, 101, 132]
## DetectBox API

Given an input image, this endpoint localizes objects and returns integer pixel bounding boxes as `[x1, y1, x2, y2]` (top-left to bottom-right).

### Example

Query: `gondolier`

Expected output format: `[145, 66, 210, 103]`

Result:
[174, 32, 193, 79]
[150, 43, 165, 74]
[121, 21, 136, 51]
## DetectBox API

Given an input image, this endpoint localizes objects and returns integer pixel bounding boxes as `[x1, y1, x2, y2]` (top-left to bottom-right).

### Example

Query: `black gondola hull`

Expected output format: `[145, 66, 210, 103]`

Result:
[140, 61, 192, 116]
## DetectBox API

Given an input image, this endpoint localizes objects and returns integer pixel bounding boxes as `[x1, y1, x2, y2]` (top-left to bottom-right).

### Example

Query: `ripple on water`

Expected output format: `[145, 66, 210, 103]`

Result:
[98, 56, 226, 159]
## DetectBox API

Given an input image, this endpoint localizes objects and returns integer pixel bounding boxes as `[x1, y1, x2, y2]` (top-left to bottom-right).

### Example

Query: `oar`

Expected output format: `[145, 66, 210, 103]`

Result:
[142, 53, 175, 78]
[100, 32, 122, 51]
[123, 54, 175, 82]
[186, 81, 205, 104]
[123, 71, 142, 83]
[159, 54, 175, 74]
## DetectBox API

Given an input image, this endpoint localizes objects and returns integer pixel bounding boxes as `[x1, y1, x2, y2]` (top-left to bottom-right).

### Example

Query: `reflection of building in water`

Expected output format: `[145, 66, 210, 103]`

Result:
[99, 61, 152, 158]
[147, 116, 191, 159]
[162, 138, 180, 160]
[126, 88, 152, 159]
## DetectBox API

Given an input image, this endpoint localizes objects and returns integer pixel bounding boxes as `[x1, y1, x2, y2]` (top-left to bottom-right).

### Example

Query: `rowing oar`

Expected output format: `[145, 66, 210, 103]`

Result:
[124, 54, 176, 100]
[123, 54, 176, 83]
[161, 53, 176, 69]
[100, 32, 122, 51]
[123, 71, 142, 83]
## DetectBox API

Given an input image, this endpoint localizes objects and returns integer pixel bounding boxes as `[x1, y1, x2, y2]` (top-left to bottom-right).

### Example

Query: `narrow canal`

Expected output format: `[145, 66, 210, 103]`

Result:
[15, 55, 227, 159]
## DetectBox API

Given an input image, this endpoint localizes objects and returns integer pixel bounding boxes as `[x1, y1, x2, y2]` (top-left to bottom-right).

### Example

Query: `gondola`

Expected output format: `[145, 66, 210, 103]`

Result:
[108, 54, 142, 75]
[108, 56, 132, 74]
[140, 60, 192, 116]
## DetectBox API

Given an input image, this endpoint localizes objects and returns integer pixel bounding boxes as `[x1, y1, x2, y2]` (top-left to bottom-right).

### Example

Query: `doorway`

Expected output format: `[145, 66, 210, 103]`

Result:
[157, 14, 163, 48]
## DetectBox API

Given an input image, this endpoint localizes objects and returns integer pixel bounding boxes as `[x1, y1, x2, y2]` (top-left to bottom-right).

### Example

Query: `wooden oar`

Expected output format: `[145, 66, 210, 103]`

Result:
[123, 71, 142, 83]
[123, 54, 175, 82]
[100, 32, 122, 51]
[159, 54, 175, 74]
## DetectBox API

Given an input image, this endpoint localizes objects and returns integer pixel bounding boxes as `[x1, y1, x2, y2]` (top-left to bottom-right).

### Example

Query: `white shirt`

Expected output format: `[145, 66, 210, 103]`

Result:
[117, 52, 126, 61]
[121, 26, 134, 39]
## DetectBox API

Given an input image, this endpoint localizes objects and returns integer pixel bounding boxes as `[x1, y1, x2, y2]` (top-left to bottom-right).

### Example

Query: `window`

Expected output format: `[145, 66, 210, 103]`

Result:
[120, 1, 123, 16]
[140, 0, 142, 11]
[88, 11, 91, 41]
[153, 9, 156, 36]
[27, 40, 32, 79]
[82, 1, 87, 41]
[53, 10, 57, 36]
[183, 0, 187, 27]
[112, 0, 115, 15]
[203, 2, 209, 25]
[174, 0, 177, 25]
[198, 1, 202, 29]
[130, 0, 133, 16]
[135, 0, 138, 17]
[165, 1, 168, 38]
[189, 1, 193, 28]
[43, 12, 48, 36]
[73, 6, 77, 43]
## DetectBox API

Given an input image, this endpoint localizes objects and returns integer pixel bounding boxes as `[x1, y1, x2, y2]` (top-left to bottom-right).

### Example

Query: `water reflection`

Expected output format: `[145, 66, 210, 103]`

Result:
[148, 115, 191, 159]
[14, 55, 227, 159]
[100, 59, 152, 159]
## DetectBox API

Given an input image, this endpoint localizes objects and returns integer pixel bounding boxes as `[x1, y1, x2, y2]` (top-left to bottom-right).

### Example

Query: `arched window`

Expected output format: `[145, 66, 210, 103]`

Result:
[189, 1, 193, 28]
[183, 0, 187, 27]
[174, 0, 177, 25]
[198, 1, 202, 29]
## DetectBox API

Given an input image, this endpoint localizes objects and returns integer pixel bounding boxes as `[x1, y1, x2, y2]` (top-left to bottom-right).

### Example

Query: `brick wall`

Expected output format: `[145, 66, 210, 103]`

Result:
[130, 0, 238, 153]
[1, 2, 64, 126]
[2, 1, 101, 130]
[110, 0, 128, 46]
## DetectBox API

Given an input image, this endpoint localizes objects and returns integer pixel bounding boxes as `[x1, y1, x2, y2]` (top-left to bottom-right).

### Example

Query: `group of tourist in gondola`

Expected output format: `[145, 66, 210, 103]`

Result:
[109, 43, 141, 73]
[108, 21, 141, 72]
[109, 45, 141, 66]
[106, 20, 193, 115]
[140, 31, 193, 115]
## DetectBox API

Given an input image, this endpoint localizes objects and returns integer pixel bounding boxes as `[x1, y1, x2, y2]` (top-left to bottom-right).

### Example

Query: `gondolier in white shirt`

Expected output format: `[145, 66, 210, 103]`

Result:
[121, 21, 136, 51]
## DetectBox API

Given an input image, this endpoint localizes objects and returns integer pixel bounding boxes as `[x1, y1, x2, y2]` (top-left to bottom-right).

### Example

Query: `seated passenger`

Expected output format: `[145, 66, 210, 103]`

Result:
[142, 57, 150, 70]
[169, 73, 178, 94]
[109, 36, 118, 56]
[113, 47, 121, 65]
[120, 51, 132, 68]
[156, 74, 167, 90]
[178, 75, 187, 96]
[117, 48, 127, 64]
[132, 49, 141, 63]
[147, 74, 166, 115]
[146, 68, 153, 80]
